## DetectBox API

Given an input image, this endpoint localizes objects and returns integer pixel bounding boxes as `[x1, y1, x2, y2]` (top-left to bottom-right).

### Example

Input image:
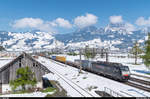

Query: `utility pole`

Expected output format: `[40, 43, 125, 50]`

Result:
[55, 40, 58, 54]
[79, 48, 82, 74]
[106, 52, 108, 62]
[106, 48, 109, 62]
[101, 48, 104, 58]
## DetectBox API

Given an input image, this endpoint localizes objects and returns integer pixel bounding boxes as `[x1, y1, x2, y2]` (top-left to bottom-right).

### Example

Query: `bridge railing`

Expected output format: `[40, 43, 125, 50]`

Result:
[104, 87, 124, 97]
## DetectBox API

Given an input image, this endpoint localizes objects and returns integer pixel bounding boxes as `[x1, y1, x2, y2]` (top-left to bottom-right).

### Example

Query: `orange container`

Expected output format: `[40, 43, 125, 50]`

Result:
[39, 54, 44, 56]
[56, 56, 66, 62]
[33, 55, 39, 59]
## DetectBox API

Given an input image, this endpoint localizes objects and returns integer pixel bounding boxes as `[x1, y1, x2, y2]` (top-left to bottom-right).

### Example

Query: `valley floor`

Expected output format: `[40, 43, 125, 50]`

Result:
[1, 53, 150, 97]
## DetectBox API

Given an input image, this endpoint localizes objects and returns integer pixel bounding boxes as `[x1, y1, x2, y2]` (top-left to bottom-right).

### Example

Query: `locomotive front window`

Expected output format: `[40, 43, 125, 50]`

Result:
[120, 66, 130, 76]
[120, 67, 129, 71]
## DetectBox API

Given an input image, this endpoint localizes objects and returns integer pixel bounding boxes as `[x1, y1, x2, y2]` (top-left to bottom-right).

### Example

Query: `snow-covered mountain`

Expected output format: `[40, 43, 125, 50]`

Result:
[55, 23, 147, 50]
[0, 30, 61, 51]
[0, 23, 149, 51]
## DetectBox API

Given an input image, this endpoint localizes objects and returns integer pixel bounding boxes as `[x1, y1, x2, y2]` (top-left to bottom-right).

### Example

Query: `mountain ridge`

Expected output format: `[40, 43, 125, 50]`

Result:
[0, 23, 148, 51]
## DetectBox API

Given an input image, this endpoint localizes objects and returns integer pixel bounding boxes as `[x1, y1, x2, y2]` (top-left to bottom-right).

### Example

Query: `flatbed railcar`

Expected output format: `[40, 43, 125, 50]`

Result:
[49, 55, 130, 82]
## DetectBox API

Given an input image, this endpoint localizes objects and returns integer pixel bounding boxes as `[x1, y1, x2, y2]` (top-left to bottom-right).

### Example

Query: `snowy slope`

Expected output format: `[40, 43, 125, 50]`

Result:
[1, 31, 57, 51]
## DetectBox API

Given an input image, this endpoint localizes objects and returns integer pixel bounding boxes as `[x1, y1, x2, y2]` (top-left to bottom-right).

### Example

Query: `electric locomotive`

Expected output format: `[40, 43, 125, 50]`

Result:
[74, 60, 130, 81]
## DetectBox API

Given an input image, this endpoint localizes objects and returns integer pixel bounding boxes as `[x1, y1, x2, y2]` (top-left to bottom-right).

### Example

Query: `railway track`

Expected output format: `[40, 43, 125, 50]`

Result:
[131, 74, 150, 79]
[125, 77, 150, 92]
[41, 58, 95, 97]
[129, 77, 150, 86]
[124, 81, 150, 92]
[43, 56, 150, 93]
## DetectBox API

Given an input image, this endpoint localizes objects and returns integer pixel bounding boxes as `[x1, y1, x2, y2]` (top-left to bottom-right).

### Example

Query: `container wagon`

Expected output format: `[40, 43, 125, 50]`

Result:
[74, 59, 92, 71]
[51, 56, 66, 63]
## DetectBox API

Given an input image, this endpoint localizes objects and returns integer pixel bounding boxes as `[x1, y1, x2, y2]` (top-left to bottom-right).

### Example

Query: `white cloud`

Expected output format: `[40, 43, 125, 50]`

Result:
[74, 13, 98, 28]
[12, 17, 72, 32]
[135, 17, 150, 26]
[12, 18, 54, 32]
[54, 18, 72, 28]
[109, 15, 135, 32]
[109, 16, 123, 24]
[12, 18, 44, 28]
[38, 23, 55, 32]
[49, 21, 57, 27]
[125, 23, 136, 32]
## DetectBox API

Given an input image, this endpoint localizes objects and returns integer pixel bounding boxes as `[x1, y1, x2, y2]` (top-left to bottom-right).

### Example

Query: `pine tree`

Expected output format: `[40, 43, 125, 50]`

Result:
[142, 33, 150, 69]
[130, 41, 143, 64]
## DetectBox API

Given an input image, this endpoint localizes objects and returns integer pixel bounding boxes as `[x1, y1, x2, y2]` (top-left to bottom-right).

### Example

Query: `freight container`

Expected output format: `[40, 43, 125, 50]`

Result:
[33, 55, 39, 59]
[74, 59, 92, 70]
[39, 54, 44, 56]
[56, 56, 66, 62]
[51, 56, 56, 60]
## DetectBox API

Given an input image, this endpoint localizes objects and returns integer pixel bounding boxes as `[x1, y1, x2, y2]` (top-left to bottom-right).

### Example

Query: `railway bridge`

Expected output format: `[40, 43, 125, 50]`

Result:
[0, 52, 51, 93]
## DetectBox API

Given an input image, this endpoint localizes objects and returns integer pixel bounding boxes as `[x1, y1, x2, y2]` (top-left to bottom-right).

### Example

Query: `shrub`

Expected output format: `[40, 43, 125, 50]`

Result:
[10, 66, 37, 91]
[42, 87, 56, 93]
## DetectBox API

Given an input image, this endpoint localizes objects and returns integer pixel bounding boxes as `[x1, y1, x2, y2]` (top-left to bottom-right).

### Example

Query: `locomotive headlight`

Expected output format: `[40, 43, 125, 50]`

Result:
[122, 71, 129, 76]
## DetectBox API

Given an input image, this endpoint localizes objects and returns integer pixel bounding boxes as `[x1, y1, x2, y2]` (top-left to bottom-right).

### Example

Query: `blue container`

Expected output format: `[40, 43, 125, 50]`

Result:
[51, 56, 56, 60]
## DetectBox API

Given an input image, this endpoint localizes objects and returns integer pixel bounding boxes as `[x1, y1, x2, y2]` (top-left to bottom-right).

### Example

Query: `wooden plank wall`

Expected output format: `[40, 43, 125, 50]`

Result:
[0, 52, 51, 85]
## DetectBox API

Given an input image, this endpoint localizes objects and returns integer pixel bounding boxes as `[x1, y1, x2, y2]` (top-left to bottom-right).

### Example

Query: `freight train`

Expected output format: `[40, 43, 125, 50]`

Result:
[49, 56, 130, 82]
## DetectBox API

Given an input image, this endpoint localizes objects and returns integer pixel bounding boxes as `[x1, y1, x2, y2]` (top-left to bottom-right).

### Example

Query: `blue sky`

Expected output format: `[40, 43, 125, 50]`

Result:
[0, 0, 150, 33]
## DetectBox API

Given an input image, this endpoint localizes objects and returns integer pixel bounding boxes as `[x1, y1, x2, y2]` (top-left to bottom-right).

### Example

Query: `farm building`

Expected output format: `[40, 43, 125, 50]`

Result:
[0, 52, 51, 93]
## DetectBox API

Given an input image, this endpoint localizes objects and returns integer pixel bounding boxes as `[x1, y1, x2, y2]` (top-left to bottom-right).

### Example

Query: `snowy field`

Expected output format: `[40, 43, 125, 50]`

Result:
[0, 91, 56, 97]
[36, 56, 150, 97]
